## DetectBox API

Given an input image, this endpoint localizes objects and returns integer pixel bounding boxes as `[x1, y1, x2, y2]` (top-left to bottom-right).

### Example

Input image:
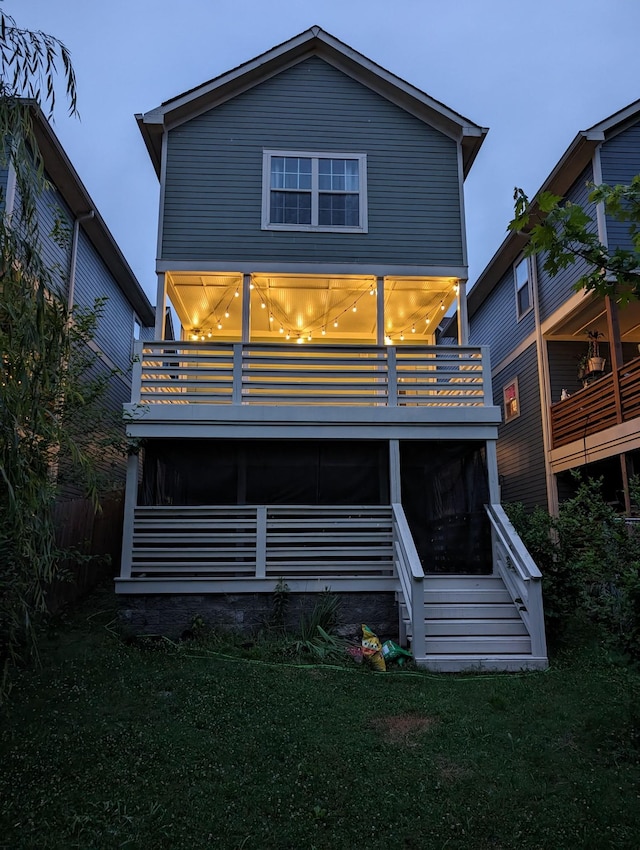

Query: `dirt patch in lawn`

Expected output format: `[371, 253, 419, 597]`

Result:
[369, 713, 438, 747]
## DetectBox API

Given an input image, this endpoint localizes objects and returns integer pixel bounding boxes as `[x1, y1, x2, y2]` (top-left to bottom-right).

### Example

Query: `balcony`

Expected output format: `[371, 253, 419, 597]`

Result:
[550, 354, 640, 450]
[130, 341, 493, 408]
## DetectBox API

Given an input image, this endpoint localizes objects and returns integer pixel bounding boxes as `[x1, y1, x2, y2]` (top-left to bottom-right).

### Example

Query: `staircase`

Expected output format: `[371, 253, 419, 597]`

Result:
[401, 574, 548, 672]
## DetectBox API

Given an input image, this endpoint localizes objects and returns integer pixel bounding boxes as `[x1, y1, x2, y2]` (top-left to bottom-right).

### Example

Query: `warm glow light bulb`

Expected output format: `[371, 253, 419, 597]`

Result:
[307, 333, 312, 340]
[369, 288, 376, 296]
[286, 332, 291, 340]
[207, 332, 212, 338]
[225, 311, 230, 318]
[352, 304, 357, 312]
[334, 320, 338, 328]
[321, 327, 326, 335]
[400, 333, 404, 341]
[217, 323, 222, 330]
[279, 326, 284, 334]
[261, 302, 266, 309]
[191, 333, 198, 340]
[234, 290, 240, 298]
[269, 314, 274, 323]
[411, 325, 416, 333]
[249, 282, 254, 290]
[297, 336, 303, 344]
[440, 303, 445, 311]
[385, 335, 392, 345]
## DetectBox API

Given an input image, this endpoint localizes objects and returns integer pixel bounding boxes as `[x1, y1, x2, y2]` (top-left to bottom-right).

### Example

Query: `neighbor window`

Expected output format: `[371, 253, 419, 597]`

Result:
[514, 256, 532, 319]
[262, 150, 368, 233]
[503, 378, 520, 422]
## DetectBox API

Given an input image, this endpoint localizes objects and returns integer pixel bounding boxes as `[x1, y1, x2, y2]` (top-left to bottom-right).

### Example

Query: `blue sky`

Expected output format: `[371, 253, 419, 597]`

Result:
[12, 0, 640, 307]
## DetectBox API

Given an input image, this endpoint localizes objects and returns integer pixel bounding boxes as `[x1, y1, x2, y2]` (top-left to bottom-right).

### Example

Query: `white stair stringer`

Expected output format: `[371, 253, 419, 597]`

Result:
[402, 574, 548, 672]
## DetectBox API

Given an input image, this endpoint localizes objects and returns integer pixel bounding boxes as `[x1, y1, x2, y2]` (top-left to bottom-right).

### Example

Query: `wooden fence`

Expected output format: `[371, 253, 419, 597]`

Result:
[48, 493, 124, 612]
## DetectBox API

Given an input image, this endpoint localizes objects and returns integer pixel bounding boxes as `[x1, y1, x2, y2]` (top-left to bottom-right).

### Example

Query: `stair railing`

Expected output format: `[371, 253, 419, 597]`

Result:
[485, 504, 547, 658]
[392, 503, 426, 659]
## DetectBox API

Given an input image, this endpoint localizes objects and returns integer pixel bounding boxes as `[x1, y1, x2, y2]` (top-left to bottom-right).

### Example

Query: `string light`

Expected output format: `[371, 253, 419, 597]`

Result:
[286, 332, 291, 340]
[279, 326, 284, 334]
[217, 322, 222, 330]
[261, 301, 266, 309]
[334, 320, 339, 328]
[297, 335, 304, 344]
[321, 327, 326, 335]
[234, 289, 240, 298]
[352, 304, 357, 312]
[400, 332, 405, 341]
[269, 313, 274, 323]
[249, 282, 254, 290]
[411, 325, 416, 334]
[225, 310, 230, 318]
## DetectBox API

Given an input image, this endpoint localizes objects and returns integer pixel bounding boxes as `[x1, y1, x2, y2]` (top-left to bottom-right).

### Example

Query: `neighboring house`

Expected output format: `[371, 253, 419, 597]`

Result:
[117, 26, 547, 671]
[1, 106, 155, 496]
[468, 100, 640, 516]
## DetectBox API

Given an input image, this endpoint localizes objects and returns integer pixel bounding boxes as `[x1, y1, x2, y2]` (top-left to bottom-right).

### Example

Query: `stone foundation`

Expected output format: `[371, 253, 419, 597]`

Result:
[118, 591, 398, 642]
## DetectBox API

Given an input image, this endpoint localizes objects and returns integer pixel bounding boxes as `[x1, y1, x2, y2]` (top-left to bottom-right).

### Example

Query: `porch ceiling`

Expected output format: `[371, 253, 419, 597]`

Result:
[545, 296, 640, 344]
[166, 272, 458, 343]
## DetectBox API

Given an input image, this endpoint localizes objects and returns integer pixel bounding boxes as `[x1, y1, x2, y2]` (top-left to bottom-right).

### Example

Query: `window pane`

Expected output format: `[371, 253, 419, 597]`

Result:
[270, 157, 285, 189]
[517, 284, 530, 315]
[319, 158, 359, 192]
[274, 157, 311, 190]
[271, 191, 311, 225]
[515, 258, 529, 290]
[318, 193, 359, 227]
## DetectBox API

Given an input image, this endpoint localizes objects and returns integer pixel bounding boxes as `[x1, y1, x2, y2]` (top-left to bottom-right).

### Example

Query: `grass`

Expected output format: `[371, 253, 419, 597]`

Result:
[1, 596, 640, 849]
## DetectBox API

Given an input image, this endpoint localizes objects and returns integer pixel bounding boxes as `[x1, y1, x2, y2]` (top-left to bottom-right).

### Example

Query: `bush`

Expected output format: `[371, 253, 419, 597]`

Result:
[507, 475, 640, 658]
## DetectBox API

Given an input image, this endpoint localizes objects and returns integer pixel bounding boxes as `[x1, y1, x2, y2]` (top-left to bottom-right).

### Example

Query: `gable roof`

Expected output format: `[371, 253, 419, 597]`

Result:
[136, 26, 487, 179]
[31, 107, 155, 325]
[467, 98, 640, 319]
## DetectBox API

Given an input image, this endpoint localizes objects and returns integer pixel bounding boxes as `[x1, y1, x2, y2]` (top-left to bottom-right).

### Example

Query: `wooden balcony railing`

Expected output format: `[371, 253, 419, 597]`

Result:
[131, 341, 492, 408]
[550, 355, 640, 449]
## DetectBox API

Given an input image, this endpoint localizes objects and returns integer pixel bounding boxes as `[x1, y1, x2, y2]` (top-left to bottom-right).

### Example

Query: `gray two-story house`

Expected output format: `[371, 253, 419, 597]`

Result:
[117, 27, 547, 671]
[468, 99, 640, 517]
[1, 105, 156, 595]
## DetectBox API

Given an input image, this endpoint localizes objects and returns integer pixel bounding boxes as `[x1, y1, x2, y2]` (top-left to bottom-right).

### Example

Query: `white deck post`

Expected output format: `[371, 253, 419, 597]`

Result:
[131, 340, 143, 404]
[232, 343, 243, 404]
[154, 273, 167, 339]
[119, 452, 140, 579]
[387, 346, 397, 406]
[242, 273, 251, 343]
[486, 439, 500, 574]
[528, 579, 547, 658]
[457, 280, 469, 345]
[255, 506, 267, 578]
[376, 276, 385, 345]
[389, 440, 401, 503]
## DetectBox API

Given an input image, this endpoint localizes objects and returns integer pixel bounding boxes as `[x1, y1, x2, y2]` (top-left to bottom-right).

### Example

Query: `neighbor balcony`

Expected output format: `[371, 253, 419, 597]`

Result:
[550, 354, 640, 452]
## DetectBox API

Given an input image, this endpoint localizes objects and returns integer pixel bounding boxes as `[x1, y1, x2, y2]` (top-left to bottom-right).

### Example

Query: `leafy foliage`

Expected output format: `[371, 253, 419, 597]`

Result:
[509, 177, 640, 305]
[507, 475, 640, 657]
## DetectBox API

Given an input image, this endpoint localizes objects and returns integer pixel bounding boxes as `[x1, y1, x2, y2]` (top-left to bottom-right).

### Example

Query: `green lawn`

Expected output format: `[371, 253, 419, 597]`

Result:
[1, 600, 639, 850]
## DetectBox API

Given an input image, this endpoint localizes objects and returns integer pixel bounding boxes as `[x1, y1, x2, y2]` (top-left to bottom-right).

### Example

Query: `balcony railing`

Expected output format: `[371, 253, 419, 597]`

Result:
[550, 354, 640, 449]
[131, 341, 491, 408]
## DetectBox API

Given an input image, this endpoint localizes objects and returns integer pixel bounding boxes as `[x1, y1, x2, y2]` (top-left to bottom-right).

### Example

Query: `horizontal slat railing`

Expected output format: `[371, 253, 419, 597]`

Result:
[550, 355, 640, 449]
[133, 341, 488, 408]
[129, 505, 395, 582]
[485, 504, 547, 658]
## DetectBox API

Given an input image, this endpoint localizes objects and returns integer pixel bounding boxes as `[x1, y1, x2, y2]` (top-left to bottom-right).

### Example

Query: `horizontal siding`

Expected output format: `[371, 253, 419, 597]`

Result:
[468, 264, 535, 368]
[494, 344, 547, 510]
[162, 56, 463, 266]
[600, 121, 640, 253]
[34, 177, 74, 299]
[537, 164, 596, 323]
[73, 228, 135, 375]
[547, 340, 590, 402]
[0, 165, 7, 212]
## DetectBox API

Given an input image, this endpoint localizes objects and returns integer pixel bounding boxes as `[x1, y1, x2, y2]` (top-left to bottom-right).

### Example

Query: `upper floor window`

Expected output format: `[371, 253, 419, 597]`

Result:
[262, 150, 368, 233]
[514, 256, 533, 319]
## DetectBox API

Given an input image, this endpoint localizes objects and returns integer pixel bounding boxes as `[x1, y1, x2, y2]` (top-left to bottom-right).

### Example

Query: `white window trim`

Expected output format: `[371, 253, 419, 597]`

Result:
[503, 376, 520, 423]
[514, 256, 533, 320]
[261, 149, 368, 234]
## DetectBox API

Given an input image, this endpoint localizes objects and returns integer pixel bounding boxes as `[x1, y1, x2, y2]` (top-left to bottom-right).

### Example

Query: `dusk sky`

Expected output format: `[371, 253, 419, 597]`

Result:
[13, 0, 640, 310]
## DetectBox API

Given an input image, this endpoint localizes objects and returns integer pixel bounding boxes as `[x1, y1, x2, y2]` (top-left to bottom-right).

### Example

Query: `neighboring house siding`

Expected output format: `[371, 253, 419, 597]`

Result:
[0, 165, 8, 212]
[35, 178, 74, 300]
[493, 343, 547, 509]
[537, 164, 596, 323]
[73, 228, 135, 375]
[600, 121, 640, 253]
[162, 56, 463, 266]
[469, 266, 535, 369]
[547, 340, 585, 402]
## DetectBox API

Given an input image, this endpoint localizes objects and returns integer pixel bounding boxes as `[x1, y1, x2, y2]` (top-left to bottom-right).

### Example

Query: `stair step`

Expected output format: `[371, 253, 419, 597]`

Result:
[424, 619, 528, 637]
[413, 655, 548, 673]
[423, 603, 522, 619]
[423, 636, 532, 655]
[425, 588, 513, 603]
[424, 575, 504, 590]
